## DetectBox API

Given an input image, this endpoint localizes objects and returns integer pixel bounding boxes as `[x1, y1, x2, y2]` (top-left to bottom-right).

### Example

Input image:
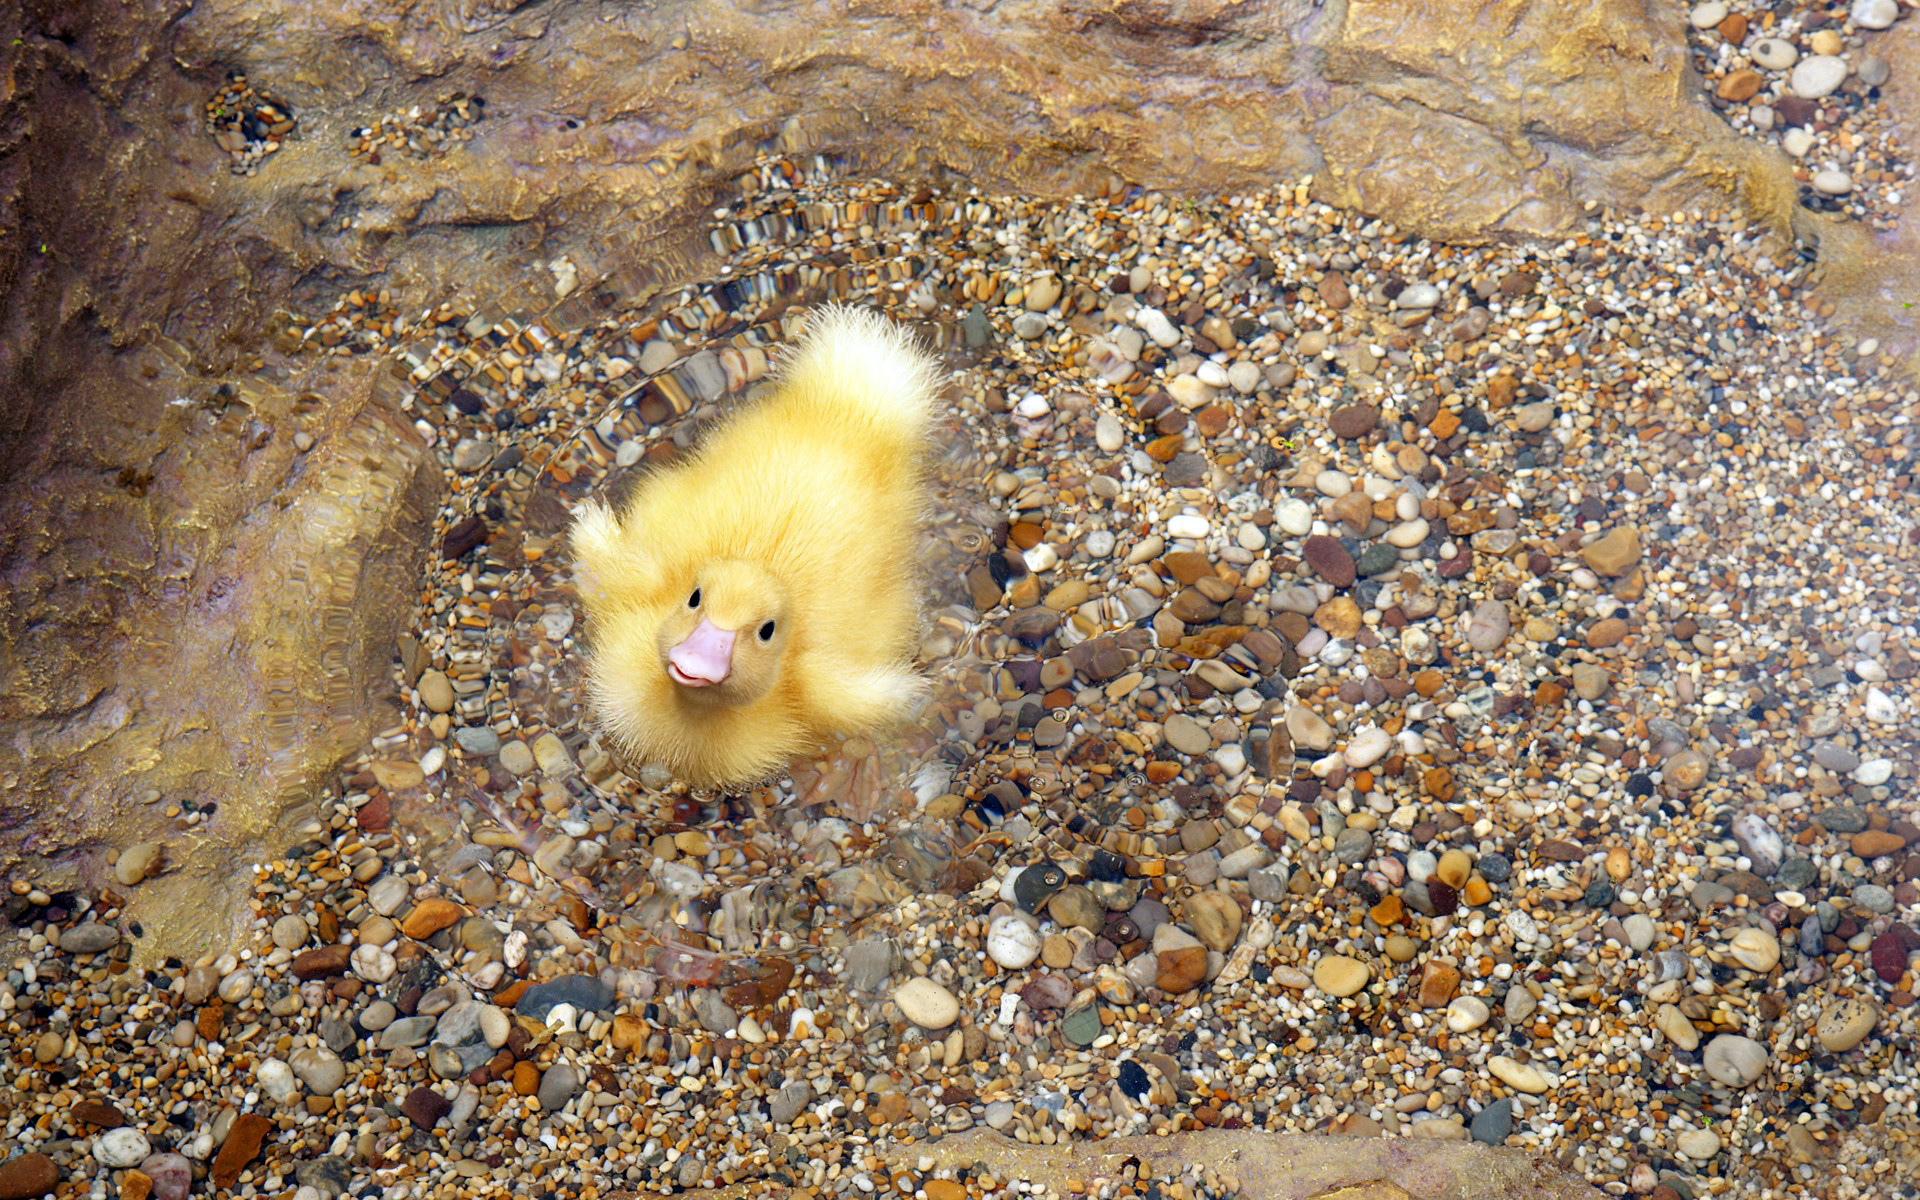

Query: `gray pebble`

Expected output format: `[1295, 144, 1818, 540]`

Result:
[769, 1080, 813, 1124]
[844, 937, 898, 992]
[1853, 884, 1895, 914]
[695, 990, 738, 1034]
[536, 1061, 581, 1111]
[1777, 858, 1818, 890]
[1249, 867, 1291, 904]
[454, 726, 501, 755]
[515, 973, 615, 1018]
[1333, 828, 1373, 864]
[59, 923, 121, 955]
[359, 999, 397, 1031]
[377, 1016, 436, 1049]
[295, 1157, 353, 1199]
[1470, 1097, 1514, 1145]
[1819, 806, 1869, 834]
[1703, 1034, 1768, 1088]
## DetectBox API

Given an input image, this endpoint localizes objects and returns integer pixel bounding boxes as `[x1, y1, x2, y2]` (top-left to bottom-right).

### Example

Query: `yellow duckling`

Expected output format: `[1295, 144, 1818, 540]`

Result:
[570, 304, 940, 789]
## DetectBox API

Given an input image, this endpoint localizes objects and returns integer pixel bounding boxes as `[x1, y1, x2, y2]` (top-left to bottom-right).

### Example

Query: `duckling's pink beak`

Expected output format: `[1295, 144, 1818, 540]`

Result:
[668, 618, 735, 687]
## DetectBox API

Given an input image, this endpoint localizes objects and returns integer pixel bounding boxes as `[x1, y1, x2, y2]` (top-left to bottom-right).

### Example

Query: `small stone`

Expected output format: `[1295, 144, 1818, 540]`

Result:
[1464, 599, 1511, 652]
[1302, 536, 1356, 587]
[1812, 170, 1853, 196]
[271, 914, 310, 950]
[94, 1129, 151, 1169]
[1487, 1055, 1551, 1094]
[0, 1154, 58, 1200]
[58, 923, 120, 955]
[497, 739, 536, 774]
[114, 841, 163, 887]
[536, 1062, 581, 1112]
[210, 1113, 272, 1187]
[1678, 1128, 1722, 1161]
[1184, 892, 1243, 952]
[1663, 749, 1709, 792]
[1732, 814, 1784, 877]
[1728, 928, 1781, 973]
[1417, 961, 1461, 1007]
[138, 1155, 190, 1200]
[893, 977, 960, 1028]
[1312, 954, 1370, 997]
[290, 1045, 347, 1096]
[1162, 713, 1213, 756]
[1446, 996, 1490, 1032]
[986, 916, 1041, 970]
[1816, 998, 1879, 1052]
[1852, 0, 1898, 29]
[399, 1086, 451, 1130]
[417, 669, 455, 712]
[1750, 37, 1798, 71]
[1789, 55, 1848, 100]
[1153, 924, 1210, 993]
[1655, 1003, 1700, 1051]
[1328, 403, 1378, 439]
[1702, 1034, 1768, 1087]
[1471, 1098, 1514, 1145]
[255, 1057, 298, 1103]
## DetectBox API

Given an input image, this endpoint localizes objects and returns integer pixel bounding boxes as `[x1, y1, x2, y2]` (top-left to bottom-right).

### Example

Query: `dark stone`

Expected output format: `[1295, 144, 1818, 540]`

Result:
[1476, 853, 1512, 883]
[291, 944, 353, 980]
[440, 515, 489, 560]
[1012, 862, 1067, 913]
[400, 1085, 451, 1130]
[1471, 1097, 1515, 1144]
[514, 973, 616, 1019]
[1302, 535, 1356, 587]
[0, 1153, 58, 1200]
[1117, 1059, 1151, 1101]
[1328, 402, 1378, 439]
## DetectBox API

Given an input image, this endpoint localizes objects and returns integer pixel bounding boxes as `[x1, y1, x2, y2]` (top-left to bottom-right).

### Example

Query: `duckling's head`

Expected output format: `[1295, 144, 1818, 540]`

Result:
[657, 558, 790, 707]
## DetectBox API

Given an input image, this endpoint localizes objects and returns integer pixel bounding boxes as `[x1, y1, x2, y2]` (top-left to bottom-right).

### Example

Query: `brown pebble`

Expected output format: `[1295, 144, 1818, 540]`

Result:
[1586, 617, 1629, 648]
[1853, 831, 1908, 859]
[1302, 536, 1356, 587]
[0, 1153, 58, 1200]
[1716, 69, 1762, 102]
[513, 1062, 541, 1095]
[1416, 961, 1460, 1007]
[291, 944, 352, 981]
[1328, 403, 1378, 440]
[70, 1099, 126, 1127]
[210, 1113, 273, 1188]
[399, 897, 468, 940]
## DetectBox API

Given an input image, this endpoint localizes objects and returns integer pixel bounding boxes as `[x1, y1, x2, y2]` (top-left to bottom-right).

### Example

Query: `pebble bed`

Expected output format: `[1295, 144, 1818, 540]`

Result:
[4, 155, 1919, 1200]
[1684, 0, 1916, 228]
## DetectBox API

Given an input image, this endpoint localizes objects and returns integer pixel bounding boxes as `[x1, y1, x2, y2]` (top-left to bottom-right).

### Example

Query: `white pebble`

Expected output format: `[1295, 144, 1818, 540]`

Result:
[1236, 523, 1266, 551]
[419, 746, 446, 776]
[1274, 497, 1314, 536]
[986, 915, 1041, 970]
[256, 1056, 298, 1103]
[1445, 996, 1490, 1032]
[1790, 55, 1849, 99]
[1227, 361, 1261, 394]
[1750, 37, 1798, 71]
[1135, 307, 1181, 348]
[1385, 518, 1429, 548]
[1854, 759, 1894, 786]
[1094, 412, 1124, 453]
[1864, 686, 1900, 724]
[1677, 1128, 1722, 1161]
[1395, 282, 1441, 309]
[1343, 727, 1391, 769]
[1813, 169, 1854, 195]
[1852, 0, 1898, 29]
[1688, 1, 1728, 28]
[1314, 469, 1352, 498]
[1014, 394, 1050, 419]
[1703, 1033, 1769, 1087]
[1084, 530, 1115, 558]
[1781, 127, 1815, 158]
[1167, 514, 1210, 540]
[1023, 543, 1059, 572]
[94, 1128, 152, 1169]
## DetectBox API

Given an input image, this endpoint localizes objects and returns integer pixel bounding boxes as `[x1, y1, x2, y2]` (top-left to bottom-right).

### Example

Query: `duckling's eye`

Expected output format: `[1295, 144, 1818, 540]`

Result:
[758, 620, 776, 642]
[687, 588, 701, 609]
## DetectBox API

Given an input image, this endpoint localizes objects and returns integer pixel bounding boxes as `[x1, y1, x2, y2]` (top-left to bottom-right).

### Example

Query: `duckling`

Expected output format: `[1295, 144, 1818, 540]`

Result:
[570, 304, 941, 790]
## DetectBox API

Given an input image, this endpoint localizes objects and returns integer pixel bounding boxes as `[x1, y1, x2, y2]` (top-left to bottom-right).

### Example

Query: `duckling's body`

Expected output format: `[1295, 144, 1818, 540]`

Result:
[570, 305, 939, 789]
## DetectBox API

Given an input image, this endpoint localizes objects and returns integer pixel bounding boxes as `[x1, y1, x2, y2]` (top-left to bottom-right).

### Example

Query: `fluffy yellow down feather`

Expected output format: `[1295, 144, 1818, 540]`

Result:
[570, 304, 940, 789]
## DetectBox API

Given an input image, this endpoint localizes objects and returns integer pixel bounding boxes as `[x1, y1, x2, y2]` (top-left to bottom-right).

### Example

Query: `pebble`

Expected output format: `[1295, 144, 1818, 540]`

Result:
[256, 1056, 298, 1102]
[1789, 56, 1848, 99]
[114, 840, 163, 886]
[1816, 998, 1879, 1052]
[1677, 1128, 1722, 1161]
[1852, 0, 1898, 29]
[290, 1045, 347, 1095]
[1731, 813, 1784, 877]
[893, 977, 960, 1028]
[537, 1062, 581, 1111]
[1728, 927, 1780, 973]
[93, 1128, 151, 1169]
[1813, 170, 1854, 196]
[1470, 1098, 1514, 1145]
[1655, 1003, 1700, 1051]
[1445, 996, 1490, 1032]
[0, 1155, 57, 1200]
[1312, 954, 1370, 997]
[1750, 37, 1798, 71]
[1702, 1034, 1769, 1087]
[1464, 599, 1511, 652]
[986, 915, 1041, 969]
[58, 923, 120, 954]
[1487, 1055, 1551, 1094]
